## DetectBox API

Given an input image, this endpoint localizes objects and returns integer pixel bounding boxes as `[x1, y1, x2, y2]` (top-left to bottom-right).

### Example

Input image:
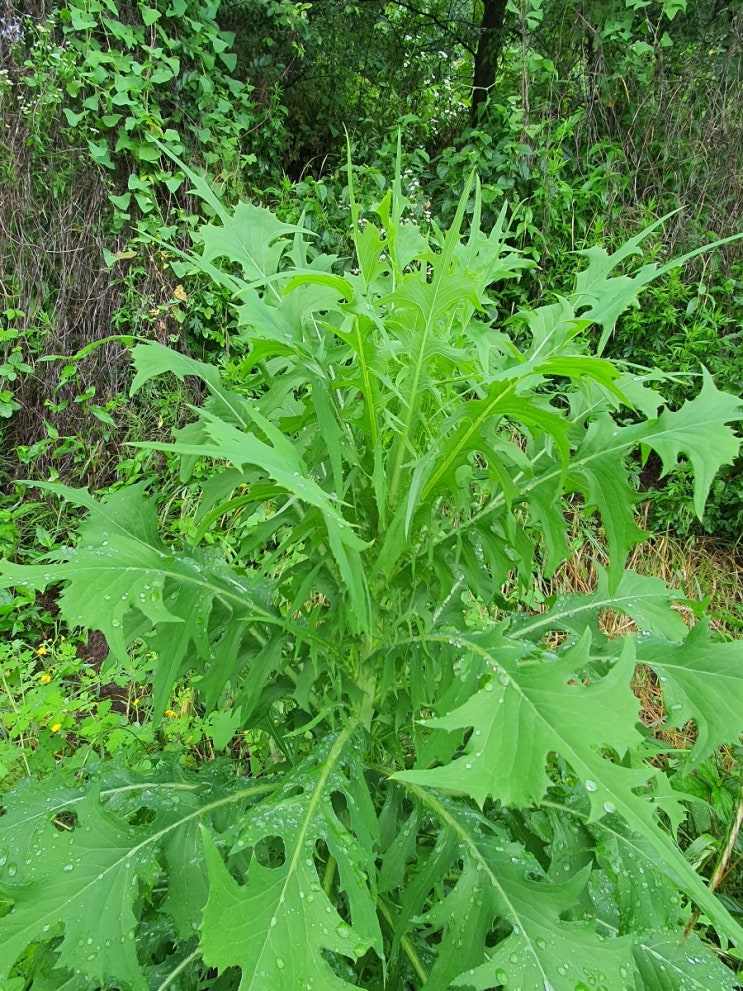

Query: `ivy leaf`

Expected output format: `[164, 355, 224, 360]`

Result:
[638, 621, 743, 761]
[200, 733, 381, 991]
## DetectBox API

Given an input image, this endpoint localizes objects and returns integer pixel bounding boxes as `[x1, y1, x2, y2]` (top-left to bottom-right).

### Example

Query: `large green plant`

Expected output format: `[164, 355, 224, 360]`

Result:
[1, 159, 743, 990]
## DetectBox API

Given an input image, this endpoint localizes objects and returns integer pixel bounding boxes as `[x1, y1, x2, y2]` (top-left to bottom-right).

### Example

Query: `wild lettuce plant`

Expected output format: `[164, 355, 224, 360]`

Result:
[1, 158, 742, 991]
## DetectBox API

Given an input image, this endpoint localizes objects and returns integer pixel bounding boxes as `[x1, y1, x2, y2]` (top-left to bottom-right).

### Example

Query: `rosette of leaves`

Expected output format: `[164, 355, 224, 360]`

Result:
[1, 153, 742, 990]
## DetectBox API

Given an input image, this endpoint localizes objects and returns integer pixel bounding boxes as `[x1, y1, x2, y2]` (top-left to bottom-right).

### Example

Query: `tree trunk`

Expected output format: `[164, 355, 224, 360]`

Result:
[471, 0, 508, 122]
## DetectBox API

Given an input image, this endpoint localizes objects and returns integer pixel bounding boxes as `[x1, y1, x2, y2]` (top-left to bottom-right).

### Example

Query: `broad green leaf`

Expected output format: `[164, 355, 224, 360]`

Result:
[396, 630, 743, 943]
[130, 339, 225, 395]
[130, 342, 372, 632]
[396, 631, 645, 810]
[570, 220, 668, 348]
[406, 793, 636, 991]
[631, 934, 738, 991]
[0, 763, 269, 989]
[0, 484, 292, 719]
[198, 199, 299, 288]
[511, 567, 688, 641]
[568, 415, 647, 588]
[638, 621, 743, 761]
[636, 370, 743, 516]
[412, 379, 571, 510]
[200, 733, 381, 991]
[613, 370, 666, 418]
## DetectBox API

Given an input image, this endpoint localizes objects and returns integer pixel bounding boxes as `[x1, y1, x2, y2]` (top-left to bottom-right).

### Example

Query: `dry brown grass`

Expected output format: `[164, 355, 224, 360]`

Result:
[545, 507, 743, 639]
[538, 508, 743, 756]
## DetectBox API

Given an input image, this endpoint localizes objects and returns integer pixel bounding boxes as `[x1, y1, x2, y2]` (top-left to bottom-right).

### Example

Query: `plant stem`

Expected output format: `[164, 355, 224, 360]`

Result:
[376, 895, 428, 985]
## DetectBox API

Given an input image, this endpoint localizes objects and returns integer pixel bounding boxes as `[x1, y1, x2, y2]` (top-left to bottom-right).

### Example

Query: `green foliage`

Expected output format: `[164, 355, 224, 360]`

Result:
[0, 632, 147, 787]
[0, 0, 287, 497]
[607, 267, 743, 541]
[1, 160, 743, 989]
[16, 0, 272, 190]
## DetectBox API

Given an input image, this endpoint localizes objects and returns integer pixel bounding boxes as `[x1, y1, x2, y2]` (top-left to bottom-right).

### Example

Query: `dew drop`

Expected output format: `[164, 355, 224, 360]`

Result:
[585, 780, 598, 793]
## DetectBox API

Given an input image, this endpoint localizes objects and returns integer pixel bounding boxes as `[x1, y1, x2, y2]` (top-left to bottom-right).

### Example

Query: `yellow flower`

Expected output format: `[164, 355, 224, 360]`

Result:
[36, 645, 48, 656]
[39, 672, 52, 684]
[164, 709, 177, 718]
[50, 722, 62, 733]
[132, 698, 140, 707]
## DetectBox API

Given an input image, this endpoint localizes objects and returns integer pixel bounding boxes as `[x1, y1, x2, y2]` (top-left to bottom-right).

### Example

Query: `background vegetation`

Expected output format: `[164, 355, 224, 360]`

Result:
[1, 0, 742, 988]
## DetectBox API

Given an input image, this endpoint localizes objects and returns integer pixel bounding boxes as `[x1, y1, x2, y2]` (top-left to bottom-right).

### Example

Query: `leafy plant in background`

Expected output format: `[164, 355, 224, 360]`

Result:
[0, 0, 287, 501]
[1, 157, 743, 990]
[16, 0, 280, 213]
[0, 308, 35, 417]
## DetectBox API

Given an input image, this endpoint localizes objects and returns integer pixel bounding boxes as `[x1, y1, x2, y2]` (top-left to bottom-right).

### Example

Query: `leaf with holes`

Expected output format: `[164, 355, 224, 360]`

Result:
[0, 762, 269, 988]
[200, 733, 381, 991]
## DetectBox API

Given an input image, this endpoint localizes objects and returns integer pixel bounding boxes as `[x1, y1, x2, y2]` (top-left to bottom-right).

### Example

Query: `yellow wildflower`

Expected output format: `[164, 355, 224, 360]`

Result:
[39, 672, 52, 684]
[36, 645, 48, 656]
[50, 722, 62, 733]
[132, 698, 140, 707]
[164, 709, 177, 719]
